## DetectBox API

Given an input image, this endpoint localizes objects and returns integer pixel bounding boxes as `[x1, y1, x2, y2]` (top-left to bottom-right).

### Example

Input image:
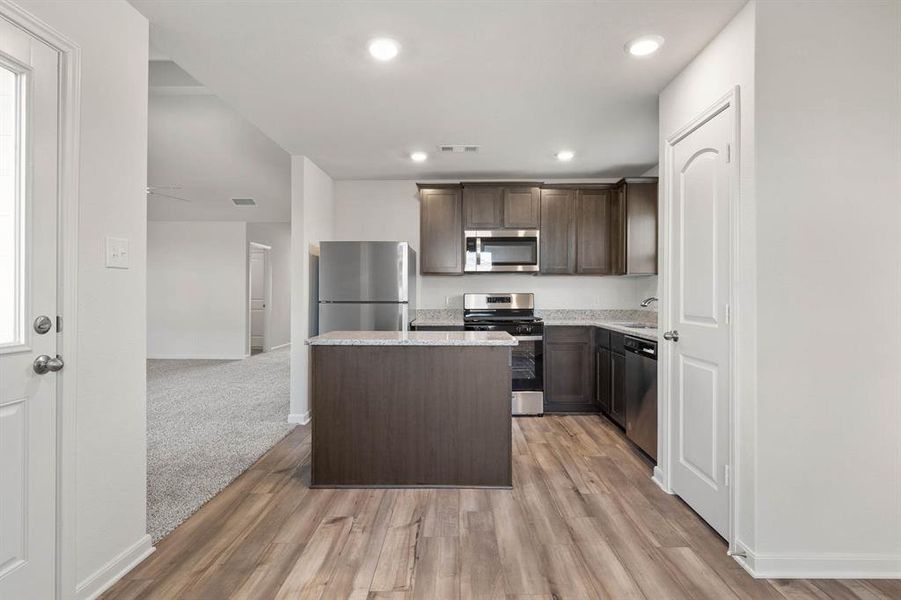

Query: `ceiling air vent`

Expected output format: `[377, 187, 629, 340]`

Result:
[439, 144, 480, 153]
[232, 198, 256, 207]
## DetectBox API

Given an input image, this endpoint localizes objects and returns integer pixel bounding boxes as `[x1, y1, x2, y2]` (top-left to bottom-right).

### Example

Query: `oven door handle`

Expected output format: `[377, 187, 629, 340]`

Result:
[513, 335, 543, 341]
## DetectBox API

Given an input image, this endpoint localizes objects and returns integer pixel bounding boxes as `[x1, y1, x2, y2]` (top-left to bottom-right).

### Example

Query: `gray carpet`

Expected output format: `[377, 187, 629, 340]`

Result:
[146, 347, 295, 543]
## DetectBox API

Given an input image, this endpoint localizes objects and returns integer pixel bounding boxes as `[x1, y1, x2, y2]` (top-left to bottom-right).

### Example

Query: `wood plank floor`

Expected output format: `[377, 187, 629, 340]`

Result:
[103, 416, 900, 599]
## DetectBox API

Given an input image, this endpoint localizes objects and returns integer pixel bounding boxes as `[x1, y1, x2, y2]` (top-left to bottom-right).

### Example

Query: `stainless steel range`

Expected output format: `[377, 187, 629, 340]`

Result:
[464, 293, 543, 415]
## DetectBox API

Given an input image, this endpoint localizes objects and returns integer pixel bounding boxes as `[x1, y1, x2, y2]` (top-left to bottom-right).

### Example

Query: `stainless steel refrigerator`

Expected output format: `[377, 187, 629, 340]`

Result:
[318, 241, 417, 334]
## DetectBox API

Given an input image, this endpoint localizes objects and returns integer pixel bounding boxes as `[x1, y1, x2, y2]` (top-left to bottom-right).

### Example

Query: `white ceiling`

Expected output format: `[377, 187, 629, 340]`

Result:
[131, 0, 745, 180]
[148, 61, 291, 222]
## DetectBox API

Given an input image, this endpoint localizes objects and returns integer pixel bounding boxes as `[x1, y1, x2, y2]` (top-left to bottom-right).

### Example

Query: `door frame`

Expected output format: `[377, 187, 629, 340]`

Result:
[0, 2, 81, 598]
[247, 242, 272, 353]
[657, 86, 741, 552]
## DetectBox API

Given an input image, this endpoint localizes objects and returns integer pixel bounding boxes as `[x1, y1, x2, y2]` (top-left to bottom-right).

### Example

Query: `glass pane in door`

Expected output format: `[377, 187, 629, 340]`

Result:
[0, 65, 21, 346]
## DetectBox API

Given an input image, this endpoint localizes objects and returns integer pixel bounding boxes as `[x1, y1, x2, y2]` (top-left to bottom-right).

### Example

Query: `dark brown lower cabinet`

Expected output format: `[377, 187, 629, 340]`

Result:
[610, 352, 626, 427]
[544, 326, 597, 413]
[595, 327, 626, 428]
[595, 347, 611, 413]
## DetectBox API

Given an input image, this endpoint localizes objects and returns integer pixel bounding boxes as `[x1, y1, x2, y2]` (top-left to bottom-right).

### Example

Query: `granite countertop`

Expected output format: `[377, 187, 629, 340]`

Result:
[306, 330, 518, 347]
[411, 308, 659, 342]
[543, 318, 658, 341]
[408, 309, 463, 327]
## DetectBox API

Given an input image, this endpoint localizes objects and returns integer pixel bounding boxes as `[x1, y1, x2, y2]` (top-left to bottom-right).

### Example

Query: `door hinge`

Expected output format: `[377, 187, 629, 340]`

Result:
[726, 143, 732, 163]
[724, 464, 731, 487]
[56, 316, 62, 333]
[724, 304, 731, 325]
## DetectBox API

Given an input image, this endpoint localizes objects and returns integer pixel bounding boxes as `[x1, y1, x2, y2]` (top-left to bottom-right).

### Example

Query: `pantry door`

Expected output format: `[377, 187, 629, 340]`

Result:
[666, 94, 735, 540]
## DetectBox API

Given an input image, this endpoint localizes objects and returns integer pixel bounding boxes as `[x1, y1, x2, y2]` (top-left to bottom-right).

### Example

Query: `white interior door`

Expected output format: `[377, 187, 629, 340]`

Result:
[0, 17, 61, 600]
[668, 102, 734, 539]
[249, 246, 267, 351]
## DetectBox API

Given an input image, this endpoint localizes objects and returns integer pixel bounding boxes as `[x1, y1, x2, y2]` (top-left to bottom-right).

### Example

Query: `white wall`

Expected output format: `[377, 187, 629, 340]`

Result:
[11, 0, 151, 595]
[752, 0, 901, 575]
[658, 0, 757, 551]
[333, 179, 658, 309]
[247, 222, 291, 349]
[147, 79, 291, 222]
[147, 222, 248, 359]
[290, 156, 334, 423]
[661, 0, 901, 577]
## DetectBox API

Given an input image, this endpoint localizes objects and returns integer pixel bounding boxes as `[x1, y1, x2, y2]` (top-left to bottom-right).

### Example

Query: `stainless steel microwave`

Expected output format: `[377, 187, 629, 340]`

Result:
[464, 229, 540, 272]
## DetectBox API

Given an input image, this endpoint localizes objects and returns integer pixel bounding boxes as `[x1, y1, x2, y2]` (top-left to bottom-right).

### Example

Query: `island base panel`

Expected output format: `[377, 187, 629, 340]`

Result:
[311, 345, 513, 487]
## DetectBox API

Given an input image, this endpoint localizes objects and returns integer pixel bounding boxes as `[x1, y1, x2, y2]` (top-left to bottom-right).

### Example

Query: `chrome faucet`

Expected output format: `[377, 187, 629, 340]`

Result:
[640, 297, 658, 308]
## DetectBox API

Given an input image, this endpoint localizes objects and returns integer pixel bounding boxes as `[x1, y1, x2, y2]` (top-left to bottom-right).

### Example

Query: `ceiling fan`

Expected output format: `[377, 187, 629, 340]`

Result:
[146, 185, 191, 202]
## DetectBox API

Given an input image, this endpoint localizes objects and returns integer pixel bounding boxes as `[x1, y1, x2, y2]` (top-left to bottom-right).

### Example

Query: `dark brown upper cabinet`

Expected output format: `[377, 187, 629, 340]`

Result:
[463, 185, 503, 229]
[502, 186, 540, 228]
[419, 179, 656, 277]
[463, 184, 541, 229]
[576, 188, 613, 274]
[418, 185, 463, 275]
[539, 187, 576, 274]
[612, 178, 658, 275]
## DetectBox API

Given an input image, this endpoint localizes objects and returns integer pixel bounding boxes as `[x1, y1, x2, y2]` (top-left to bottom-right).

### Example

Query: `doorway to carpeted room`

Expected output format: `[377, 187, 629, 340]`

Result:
[146, 347, 294, 542]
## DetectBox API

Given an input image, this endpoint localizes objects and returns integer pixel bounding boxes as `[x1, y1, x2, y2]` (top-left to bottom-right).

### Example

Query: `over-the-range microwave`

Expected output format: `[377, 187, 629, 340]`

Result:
[464, 229, 540, 272]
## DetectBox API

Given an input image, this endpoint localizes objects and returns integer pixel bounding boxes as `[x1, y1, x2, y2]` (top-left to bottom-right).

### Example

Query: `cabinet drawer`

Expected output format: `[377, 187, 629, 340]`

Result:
[545, 326, 591, 343]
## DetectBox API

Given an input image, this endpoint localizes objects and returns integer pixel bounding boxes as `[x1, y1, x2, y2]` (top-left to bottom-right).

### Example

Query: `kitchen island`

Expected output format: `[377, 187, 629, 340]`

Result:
[305, 331, 517, 488]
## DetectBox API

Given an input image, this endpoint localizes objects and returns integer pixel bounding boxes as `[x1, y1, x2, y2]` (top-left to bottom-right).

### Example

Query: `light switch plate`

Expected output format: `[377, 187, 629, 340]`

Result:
[105, 236, 130, 269]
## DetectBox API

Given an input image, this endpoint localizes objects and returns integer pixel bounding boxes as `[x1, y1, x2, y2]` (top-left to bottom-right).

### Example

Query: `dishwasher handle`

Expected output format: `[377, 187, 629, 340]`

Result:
[624, 336, 657, 360]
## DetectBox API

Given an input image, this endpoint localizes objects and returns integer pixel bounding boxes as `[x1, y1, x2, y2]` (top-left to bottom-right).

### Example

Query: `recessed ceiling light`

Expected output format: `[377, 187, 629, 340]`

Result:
[626, 35, 664, 57]
[410, 151, 428, 162]
[556, 150, 575, 162]
[368, 37, 401, 61]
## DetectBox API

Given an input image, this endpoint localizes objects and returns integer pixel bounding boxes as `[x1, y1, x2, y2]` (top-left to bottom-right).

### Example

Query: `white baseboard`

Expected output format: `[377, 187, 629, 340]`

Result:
[76, 534, 154, 600]
[652, 466, 673, 494]
[288, 411, 311, 425]
[734, 544, 901, 579]
[269, 342, 291, 351]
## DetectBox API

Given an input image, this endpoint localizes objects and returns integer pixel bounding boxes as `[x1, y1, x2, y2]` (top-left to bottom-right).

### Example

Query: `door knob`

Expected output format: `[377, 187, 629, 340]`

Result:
[33, 355, 64, 374]
[663, 330, 680, 342]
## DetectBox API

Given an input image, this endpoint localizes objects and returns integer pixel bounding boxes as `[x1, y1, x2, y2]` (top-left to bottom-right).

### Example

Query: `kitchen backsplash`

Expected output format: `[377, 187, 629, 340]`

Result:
[537, 308, 657, 325]
[413, 308, 657, 325]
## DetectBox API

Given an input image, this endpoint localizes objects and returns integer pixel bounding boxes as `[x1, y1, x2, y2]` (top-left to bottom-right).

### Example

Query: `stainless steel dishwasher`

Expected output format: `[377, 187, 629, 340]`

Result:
[625, 336, 658, 461]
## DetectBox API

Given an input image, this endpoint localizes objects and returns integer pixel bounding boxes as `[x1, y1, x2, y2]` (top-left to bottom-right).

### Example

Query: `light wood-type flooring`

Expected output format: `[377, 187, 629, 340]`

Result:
[103, 416, 900, 599]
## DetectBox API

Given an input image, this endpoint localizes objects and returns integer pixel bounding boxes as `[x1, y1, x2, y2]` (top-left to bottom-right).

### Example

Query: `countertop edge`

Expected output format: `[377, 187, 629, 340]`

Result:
[306, 331, 518, 347]
[409, 319, 658, 342]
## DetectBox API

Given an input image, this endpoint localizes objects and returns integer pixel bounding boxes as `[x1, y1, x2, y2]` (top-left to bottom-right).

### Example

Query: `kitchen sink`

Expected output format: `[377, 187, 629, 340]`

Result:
[615, 322, 657, 330]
